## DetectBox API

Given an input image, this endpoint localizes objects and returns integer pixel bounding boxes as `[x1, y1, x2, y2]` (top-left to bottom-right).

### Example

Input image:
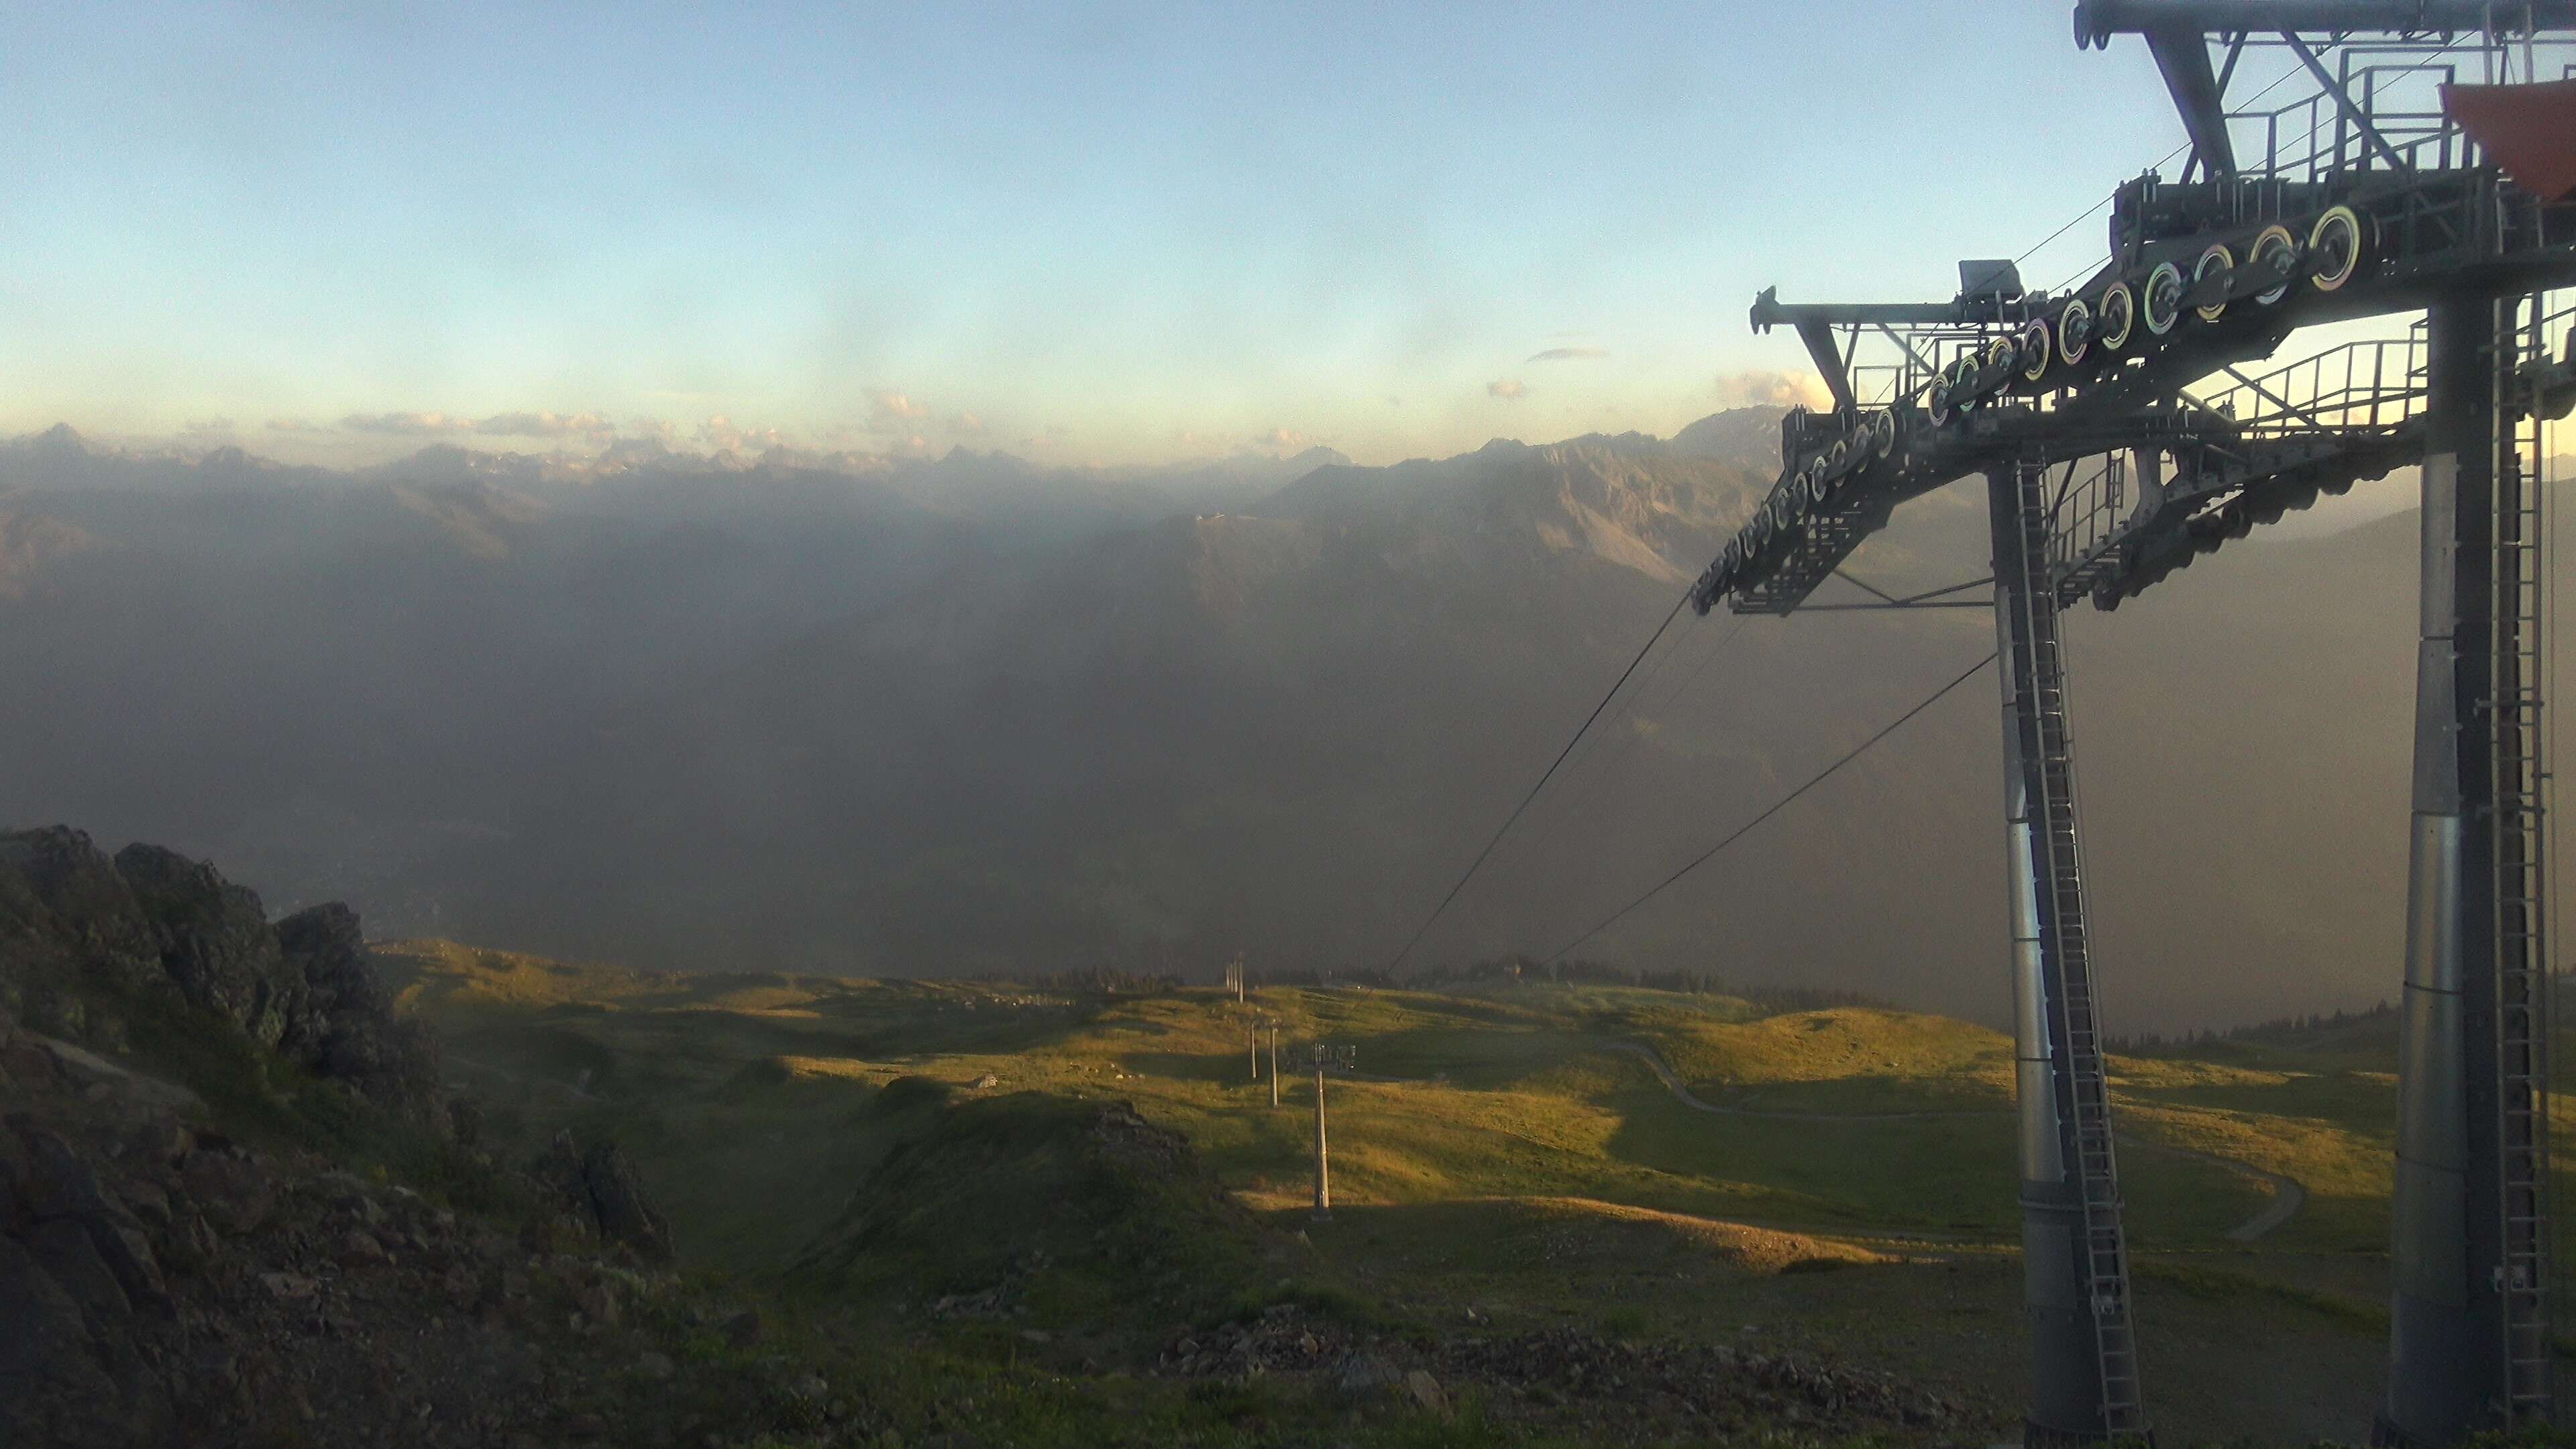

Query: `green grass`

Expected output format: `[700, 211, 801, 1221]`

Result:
[382, 946, 2381, 1267]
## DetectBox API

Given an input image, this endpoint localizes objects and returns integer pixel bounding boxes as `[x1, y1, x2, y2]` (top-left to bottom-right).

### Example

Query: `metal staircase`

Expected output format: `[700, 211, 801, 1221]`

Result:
[2493, 378, 2554, 1424]
[2011, 462, 2148, 1440]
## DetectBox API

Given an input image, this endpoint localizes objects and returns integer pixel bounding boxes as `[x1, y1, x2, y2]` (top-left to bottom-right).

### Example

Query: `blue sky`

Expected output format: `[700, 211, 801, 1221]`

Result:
[2, 2, 2202, 466]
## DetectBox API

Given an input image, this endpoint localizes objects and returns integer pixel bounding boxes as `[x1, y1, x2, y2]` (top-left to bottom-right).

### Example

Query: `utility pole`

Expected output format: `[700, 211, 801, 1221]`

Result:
[1305, 1042, 1354, 1220]
[1248, 1014, 1260, 1083]
[1269, 1022, 1281, 1108]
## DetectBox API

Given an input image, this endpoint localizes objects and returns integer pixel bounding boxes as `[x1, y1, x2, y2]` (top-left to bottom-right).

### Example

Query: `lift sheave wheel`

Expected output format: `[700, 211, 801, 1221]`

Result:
[1980, 336, 2018, 401]
[2249, 225, 2296, 306]
[2020, 319, 2053, 382]
[2057, 297, 2093, 368]
[2142, 261, 2184, 336]
[2095, 283, 2134, 352]
[1868, 407, 1897, 458]
[2309, 205, 2364, 292]
[1926, 378, 1951, 425]
[2192, 243, 2233, 323]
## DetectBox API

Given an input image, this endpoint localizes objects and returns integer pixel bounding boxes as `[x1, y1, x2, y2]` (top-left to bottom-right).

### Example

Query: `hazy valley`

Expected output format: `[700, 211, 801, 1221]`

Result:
[0, 415, 2522, 1031]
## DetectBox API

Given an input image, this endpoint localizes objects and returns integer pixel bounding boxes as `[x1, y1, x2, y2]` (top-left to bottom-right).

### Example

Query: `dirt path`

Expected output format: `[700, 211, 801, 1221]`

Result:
[1610, 1042, 2306, 1242]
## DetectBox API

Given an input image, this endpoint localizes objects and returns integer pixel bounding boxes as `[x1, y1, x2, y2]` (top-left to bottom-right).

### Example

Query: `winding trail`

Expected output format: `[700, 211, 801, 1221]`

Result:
[1609, 1042, 2306, 1243]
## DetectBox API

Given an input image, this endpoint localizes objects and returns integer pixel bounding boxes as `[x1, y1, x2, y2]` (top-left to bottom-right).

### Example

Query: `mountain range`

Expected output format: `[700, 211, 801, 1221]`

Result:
[0, 415, 2524, 1032]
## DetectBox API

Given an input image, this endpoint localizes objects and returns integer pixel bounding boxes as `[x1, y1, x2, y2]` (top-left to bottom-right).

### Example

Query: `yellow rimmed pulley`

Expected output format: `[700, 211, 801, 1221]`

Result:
[2249, 225, 2297, 306]
[2309, 205, 2365, 292]
[2094, 283, 2135, 352]
[2142, 262, 2184, 336]
[2057, 297, 2094, 368]
[2192, 243, 2233, 323]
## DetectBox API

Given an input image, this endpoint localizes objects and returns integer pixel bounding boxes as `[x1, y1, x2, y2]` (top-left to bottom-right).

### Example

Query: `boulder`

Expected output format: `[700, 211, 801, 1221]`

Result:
[113, 845, 310, 1048]
[178, 1150, 274, 1238]
[276, 903, 447, 1133]
[1330, 1350, 1404, 1400]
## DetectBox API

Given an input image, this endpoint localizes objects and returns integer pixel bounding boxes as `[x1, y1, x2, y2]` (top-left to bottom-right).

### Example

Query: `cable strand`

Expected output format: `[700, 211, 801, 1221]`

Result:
[1383, 589, 1693, 972]
[1544, 649, 1998, 963]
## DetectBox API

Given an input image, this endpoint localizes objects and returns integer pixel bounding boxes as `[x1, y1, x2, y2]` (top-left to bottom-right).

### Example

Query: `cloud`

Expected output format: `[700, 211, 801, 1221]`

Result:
[1487, 378, 1528, 400]
[339, 411, 475, 435]
[1526, 346, 1609, 362]
[1260, 427, 1310, 451]
[1713, 369, 1831, 409]
[948, 410, 987, 435]
[869, 389, 930, 427]
[477, 411, 612, 438]
[265, 417, 326, 433]
[696, 415, 782, 451]
[181, 417, 235, 438]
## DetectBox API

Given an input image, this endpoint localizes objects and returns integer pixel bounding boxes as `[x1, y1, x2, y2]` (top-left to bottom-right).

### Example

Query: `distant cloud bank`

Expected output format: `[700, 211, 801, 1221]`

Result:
[1712, 369, 1829, 410]
[1487, 378, 1527, 400]
[1525, 346, 1609, 362]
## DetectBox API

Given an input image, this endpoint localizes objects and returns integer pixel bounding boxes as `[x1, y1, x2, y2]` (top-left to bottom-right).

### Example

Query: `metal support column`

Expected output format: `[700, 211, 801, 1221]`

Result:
[2383, 292, 2555, 1444]
[1990, 462, 2149, 1448]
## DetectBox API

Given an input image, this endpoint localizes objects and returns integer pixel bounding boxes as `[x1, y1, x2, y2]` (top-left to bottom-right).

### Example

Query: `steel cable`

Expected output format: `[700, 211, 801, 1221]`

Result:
[1383, 588, 1693, 973]
[1543, 649, 1999, 963]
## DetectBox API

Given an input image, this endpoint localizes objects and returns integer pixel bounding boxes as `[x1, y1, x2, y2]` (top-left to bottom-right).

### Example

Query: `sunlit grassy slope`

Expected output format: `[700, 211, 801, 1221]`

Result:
[377, 941, 2465, 1272]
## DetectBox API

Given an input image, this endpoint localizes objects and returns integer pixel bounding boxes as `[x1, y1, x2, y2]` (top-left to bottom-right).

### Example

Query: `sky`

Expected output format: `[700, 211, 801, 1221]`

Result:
[1, 2, 2218, 468]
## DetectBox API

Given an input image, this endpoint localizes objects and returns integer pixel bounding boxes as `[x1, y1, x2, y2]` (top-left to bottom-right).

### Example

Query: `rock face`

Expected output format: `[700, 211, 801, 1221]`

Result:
[0, 826, 443, 1136]
[277, 902, 445, 1131]
[539, 1131, 677, 1265]
[115, 843, 310, 1049]
[0, 826, 160, 996]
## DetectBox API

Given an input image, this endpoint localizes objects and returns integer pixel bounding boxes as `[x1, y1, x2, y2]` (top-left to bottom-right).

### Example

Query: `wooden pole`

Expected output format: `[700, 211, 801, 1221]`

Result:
[1313, 1066, 1330, 1219]
[1269, 1026, 1280, 1108]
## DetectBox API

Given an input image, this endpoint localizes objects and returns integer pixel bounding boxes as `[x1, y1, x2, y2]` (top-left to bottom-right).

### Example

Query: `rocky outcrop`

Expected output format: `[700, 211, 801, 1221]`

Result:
[0, 827, 443, 1136]
[114, 843, 311, 1049]
[0, 1000, 882, 1449]
[276, 903, 445, 1133]
[538, 1130, 676, 1265]
[0, 826, 160, 997]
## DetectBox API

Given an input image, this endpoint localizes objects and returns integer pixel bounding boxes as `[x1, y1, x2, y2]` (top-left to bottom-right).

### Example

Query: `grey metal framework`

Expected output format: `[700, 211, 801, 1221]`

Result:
[1692, 7, 2576, 1444]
